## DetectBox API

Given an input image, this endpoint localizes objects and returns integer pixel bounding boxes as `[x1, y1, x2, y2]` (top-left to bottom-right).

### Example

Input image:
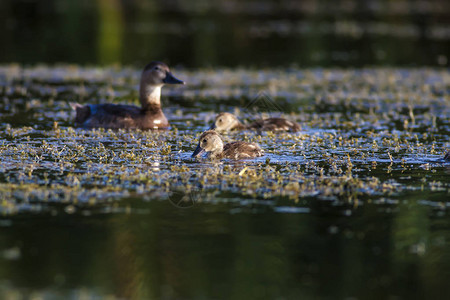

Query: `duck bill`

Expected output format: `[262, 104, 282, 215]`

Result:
[191, 144, 206, 158]
[163, 72, 185, 84]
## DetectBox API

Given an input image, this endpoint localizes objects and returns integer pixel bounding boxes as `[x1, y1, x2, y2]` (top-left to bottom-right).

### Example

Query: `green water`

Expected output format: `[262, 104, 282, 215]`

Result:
[1, 0, 449, 67]
[2, 201, 450, 299]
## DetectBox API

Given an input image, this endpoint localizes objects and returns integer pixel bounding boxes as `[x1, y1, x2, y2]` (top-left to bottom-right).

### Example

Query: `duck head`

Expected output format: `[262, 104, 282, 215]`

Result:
[209, 112, 241, 131]
[140, 61, 184, 109]
[192, 130, 224, 158]
[141, 61, 184, 86]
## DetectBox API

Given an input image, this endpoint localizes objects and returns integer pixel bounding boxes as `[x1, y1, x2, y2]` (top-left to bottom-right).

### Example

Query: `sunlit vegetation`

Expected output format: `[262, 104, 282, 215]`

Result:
[0, 65, 448, 216]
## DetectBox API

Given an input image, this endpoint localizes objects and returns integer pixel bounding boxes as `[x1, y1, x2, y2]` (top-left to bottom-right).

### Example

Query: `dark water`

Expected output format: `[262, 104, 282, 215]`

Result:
[2, 199, 450, 300]
[0, 0, 450, 67]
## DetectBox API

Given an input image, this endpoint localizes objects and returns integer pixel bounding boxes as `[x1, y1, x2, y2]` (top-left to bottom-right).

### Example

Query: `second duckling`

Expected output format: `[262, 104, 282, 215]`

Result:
[210, 112, 300, 132]
[192, 130, 264, 159]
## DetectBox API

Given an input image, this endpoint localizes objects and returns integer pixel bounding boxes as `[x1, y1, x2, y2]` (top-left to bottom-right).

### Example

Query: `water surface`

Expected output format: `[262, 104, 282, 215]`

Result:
[1, 0, 449, 67]
[0, 65, 449, 299]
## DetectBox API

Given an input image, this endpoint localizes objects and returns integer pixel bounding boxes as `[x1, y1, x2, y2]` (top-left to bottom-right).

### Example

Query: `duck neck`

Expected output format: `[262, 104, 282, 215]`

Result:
[209, 142, 224, 158]
[209, 150, 223, 159]
[235, 121, 246, 130]
[139, 84, 163, 111]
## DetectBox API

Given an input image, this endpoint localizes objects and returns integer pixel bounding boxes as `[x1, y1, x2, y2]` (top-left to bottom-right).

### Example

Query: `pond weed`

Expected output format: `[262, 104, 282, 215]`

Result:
[0, 65, 448, 215]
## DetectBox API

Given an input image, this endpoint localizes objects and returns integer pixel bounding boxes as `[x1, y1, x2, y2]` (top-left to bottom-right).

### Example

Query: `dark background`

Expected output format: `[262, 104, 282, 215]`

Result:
[0, 0, 449, 67]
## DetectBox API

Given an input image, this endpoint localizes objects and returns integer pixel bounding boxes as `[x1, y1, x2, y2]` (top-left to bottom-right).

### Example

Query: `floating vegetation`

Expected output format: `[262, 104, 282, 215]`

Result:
[0, 65, 448, 215]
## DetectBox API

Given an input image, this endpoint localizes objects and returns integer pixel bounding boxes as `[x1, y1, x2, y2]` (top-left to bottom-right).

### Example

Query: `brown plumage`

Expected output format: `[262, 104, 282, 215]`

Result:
[70, 61, 184, 129]
[210, 112, 300, 132]
[248, 117, 301, 132]
[192, 130, 264, 159]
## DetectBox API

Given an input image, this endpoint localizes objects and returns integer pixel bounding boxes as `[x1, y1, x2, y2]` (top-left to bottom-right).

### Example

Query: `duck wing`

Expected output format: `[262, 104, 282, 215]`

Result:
[249, 118, 300, 132]
[223, 141, 264, 159]
[74, 103, 141, 129]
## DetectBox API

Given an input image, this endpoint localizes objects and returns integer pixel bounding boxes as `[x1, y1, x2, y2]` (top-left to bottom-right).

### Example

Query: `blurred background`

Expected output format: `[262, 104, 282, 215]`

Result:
[0, 0, 449, 68]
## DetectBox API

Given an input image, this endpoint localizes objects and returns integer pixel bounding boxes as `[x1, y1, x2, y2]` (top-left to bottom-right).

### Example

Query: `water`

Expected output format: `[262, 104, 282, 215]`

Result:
[0, 0, 449, 67]
[0, 65, 449, 299]
[2, 202, 449, 299]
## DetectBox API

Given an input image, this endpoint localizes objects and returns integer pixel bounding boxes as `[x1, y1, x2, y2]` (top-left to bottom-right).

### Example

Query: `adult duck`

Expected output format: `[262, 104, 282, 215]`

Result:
[71, 61, 184, 129]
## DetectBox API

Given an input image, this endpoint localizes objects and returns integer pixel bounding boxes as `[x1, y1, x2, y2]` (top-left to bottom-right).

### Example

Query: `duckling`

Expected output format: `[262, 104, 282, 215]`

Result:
[192, 130, 264, 159]
[210, 112, 300, 132]
[71, 61, 184, 129]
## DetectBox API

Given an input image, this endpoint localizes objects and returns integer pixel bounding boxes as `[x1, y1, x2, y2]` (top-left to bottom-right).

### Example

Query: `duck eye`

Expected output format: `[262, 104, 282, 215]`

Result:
[218, 119, 222, 123]
[154, 66, 161, 71]
[203, 139, 207, 143]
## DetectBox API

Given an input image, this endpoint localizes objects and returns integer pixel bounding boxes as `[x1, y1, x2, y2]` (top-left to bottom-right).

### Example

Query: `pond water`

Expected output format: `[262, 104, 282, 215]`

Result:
[0, 65, 449, 299]
[1, 0, 450, 67]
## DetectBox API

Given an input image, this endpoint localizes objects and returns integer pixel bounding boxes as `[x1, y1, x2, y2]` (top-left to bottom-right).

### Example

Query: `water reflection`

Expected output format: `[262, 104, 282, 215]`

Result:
[0, 0, 449, 67]
[1, 199, 450, 299]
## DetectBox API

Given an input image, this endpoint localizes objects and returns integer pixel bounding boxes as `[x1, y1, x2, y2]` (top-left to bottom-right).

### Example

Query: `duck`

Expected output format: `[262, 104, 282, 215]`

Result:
[70, 61, 184, 129]
[210, 112, 300, 132]
[192, 130, 264, 159]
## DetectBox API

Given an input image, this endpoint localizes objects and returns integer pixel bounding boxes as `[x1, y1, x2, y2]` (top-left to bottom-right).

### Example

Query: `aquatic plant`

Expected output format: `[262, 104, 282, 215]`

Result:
[0, 65, 448, 215]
